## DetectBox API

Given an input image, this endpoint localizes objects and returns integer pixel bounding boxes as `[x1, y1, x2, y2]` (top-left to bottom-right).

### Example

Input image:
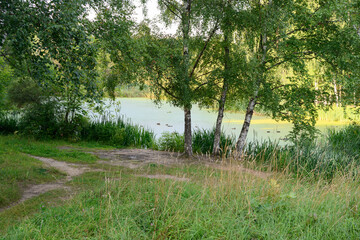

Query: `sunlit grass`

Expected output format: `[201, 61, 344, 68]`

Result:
[317, 106, 360, 122]
[2, 164, 360, 239]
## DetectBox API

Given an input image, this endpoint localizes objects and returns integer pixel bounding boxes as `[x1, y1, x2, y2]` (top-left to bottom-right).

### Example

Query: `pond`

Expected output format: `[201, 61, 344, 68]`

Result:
[95, 98, 345, 143]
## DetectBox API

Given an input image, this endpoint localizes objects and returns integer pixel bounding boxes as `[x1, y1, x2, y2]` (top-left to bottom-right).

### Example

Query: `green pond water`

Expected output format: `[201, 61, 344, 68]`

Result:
[98, 98, 346, 143]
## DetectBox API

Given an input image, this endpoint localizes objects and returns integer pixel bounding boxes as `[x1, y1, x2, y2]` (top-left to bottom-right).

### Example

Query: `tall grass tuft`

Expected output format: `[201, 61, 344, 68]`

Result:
[246, 125, 360, 179]
[157, 128, 235, 155]
[81, 115, 155, 148]
[0, 109, 156, 148]
[327, 123, 360, 157]
[157, 132, 184, 152]
[192, 128, 235, 155]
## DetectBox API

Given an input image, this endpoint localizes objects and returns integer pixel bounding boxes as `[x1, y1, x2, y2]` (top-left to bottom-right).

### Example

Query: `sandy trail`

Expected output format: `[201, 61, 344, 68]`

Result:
[0, 156, 99, 212]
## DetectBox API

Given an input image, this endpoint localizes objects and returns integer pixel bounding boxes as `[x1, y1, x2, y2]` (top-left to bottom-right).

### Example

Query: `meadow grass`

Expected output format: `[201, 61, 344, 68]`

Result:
[1, 125, 360, 238]
[1, 163, 360, 239]
[317, 106, 360, 122]
[0, 135, 99, 164]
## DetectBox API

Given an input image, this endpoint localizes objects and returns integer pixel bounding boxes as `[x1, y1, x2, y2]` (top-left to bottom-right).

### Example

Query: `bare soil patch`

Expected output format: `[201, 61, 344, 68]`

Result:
[0, 156, 101, 212]
[93, 149, 190, 169]
[29, 155, 91, 178]
[93, 148, 270, 179]
[2, 148, 269, 212]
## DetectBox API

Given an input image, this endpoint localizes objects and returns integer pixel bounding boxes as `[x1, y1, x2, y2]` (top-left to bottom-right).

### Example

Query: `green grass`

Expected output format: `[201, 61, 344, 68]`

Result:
[0, 135, 99, 164]
[1, 128, 360, 238]
[0, 145, 64, 208]
[317, 106, 360, 122]
[2, 166, 360, 239]
[0, 189, 68, 233]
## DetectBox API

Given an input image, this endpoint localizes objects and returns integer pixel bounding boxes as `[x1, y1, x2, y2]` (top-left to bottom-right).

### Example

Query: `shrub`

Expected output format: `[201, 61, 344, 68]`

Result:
[19, 101, 63, 138]
[157, 132, 184, 152]
[192, 128, 235, 155]
[0, 111, 20, 134]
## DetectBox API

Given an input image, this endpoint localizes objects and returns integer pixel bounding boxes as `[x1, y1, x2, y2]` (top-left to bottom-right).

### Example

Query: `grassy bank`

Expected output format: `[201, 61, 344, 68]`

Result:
[1, 157, 360, 239]
[1, 113, 360, 237]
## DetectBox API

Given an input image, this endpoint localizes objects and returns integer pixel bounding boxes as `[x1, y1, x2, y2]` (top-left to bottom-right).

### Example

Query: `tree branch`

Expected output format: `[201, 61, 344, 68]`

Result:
[193, 81, 210, 93]
[265, 51, 315, 71]
[189, 22, 219, 78]
[154, 75, 179, 100]
[162, 0, 182, 19]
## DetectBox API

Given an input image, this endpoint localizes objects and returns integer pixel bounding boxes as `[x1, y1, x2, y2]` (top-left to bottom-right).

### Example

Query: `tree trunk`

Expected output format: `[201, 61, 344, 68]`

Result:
[333, 79, 339, 107]
[182, 0, 193, 156]
[212, 82, 228, 155]
[235, 5, 268, 156]
[184, 108, 192, 156]
[212, 29, 230, 156]
[235, 97, 256, 154]
[314, 79, 318, 106]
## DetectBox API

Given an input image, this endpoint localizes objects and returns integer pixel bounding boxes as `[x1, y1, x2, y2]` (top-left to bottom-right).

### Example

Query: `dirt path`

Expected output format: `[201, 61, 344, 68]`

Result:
[94, 149, 190, 169]
[22, 155, 103, 201]
[93, 148, 270, 179]
[2, 148, 269, 212]
[0, 156, 100, 212]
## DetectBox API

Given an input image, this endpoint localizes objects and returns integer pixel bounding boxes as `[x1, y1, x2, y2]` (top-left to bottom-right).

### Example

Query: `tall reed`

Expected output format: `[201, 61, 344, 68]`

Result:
[81, 115, 155, 148]
[246, 125, 360, 179]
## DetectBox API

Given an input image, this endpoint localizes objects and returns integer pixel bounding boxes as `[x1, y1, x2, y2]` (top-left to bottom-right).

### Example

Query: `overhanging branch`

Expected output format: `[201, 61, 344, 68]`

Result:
[189, 22, 219, 78]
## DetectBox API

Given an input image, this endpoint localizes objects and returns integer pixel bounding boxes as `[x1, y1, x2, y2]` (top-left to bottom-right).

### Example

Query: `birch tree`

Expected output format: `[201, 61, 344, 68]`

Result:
[230, 0, 360, 153]
[143, 0, 220, 156]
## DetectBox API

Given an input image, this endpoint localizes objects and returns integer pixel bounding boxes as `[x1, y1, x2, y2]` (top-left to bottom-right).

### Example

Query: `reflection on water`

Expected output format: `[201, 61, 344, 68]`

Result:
[95, 98, 344, 143]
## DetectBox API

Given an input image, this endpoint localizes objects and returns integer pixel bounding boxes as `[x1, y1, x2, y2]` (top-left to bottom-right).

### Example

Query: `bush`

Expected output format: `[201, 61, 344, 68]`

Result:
[157, 132, 184, 152]
[19, 101, 63, 138]
[0, 111, 20, 134]
[192, 128, 235, 155]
